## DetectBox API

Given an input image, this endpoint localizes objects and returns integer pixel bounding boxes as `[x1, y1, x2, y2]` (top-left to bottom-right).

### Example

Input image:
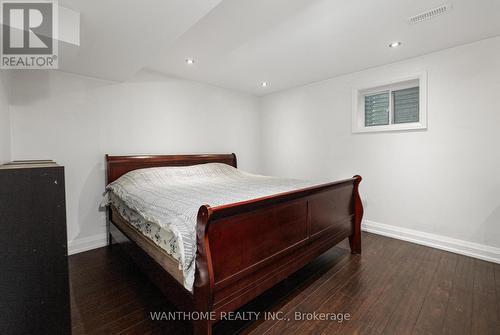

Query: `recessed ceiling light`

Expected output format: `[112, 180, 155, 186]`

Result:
[261, 82, 268, 87]
[389, 41, 402, 48]
[185, 58, 195, 65]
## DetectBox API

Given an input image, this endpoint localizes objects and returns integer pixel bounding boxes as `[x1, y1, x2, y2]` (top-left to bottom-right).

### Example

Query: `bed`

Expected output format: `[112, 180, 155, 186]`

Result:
[105, 153, 363, 335]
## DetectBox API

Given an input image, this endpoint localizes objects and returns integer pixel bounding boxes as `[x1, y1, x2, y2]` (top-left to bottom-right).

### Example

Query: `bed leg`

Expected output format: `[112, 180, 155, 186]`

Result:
[350, 175, 363, 254]
[193, 206, 214, 335]
[349, 232, 361, 254]
[192, 320, 212, 335]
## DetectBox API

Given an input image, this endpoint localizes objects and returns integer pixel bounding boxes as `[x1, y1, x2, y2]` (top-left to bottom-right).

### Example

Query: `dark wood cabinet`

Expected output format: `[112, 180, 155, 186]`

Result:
[0, 161, 70, 335]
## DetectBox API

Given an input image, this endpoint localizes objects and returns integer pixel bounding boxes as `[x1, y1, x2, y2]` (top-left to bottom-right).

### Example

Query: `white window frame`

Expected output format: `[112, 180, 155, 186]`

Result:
[352, 72, 427, 133]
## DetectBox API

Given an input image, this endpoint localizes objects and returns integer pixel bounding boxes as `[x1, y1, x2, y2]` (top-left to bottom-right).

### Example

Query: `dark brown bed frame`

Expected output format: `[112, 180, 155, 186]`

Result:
[105, 153, 363, 335]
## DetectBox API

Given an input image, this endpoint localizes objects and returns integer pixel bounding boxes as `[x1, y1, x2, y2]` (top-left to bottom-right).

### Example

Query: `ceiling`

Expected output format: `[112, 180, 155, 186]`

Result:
[58, 0, 500, 94]
[57, 0, 222, 81]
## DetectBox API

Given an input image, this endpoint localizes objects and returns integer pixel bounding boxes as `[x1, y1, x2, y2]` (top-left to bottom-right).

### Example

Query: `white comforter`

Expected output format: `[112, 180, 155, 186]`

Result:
[105, 163, 320, 291]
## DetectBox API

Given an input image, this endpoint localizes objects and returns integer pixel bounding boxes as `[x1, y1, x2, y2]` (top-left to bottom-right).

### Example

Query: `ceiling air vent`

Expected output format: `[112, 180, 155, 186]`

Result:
[409, 4, 452, 24]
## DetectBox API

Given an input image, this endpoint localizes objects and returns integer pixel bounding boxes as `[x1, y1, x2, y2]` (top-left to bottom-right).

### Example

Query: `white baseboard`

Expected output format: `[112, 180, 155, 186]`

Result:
[362, 220, 500, 264]
[68, 234, 108, 255]
[67, 222, 500, 263]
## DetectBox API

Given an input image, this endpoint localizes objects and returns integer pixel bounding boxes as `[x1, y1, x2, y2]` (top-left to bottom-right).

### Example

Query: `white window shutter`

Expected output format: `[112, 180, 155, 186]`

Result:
[393, 87, 419, 124]
[365, 92, 389, 126]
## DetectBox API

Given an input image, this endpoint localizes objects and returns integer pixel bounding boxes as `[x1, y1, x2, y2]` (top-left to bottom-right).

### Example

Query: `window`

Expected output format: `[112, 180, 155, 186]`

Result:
[352, 73, 427, 133]
[364, 91, 390, 127]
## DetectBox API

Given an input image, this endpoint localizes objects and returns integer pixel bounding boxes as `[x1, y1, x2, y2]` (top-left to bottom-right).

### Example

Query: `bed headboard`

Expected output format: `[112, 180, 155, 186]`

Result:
[105, 153, 237, 184]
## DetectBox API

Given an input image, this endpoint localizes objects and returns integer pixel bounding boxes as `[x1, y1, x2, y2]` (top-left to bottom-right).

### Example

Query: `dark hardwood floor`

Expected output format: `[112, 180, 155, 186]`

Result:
[70, 232, 500, 335]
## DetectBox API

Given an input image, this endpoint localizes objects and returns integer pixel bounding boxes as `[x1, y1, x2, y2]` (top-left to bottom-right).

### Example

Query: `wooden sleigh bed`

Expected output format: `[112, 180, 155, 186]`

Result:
[105, 153, 363, 335]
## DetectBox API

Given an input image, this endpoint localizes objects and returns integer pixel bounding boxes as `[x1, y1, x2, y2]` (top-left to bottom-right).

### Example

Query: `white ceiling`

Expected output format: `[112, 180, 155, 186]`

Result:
[58, 0, 500, 94]
[57, 0, 222, 81]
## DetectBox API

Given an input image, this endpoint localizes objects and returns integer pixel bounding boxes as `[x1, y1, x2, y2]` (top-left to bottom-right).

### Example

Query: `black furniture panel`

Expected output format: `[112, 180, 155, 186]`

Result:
[0, 161, 70, 335]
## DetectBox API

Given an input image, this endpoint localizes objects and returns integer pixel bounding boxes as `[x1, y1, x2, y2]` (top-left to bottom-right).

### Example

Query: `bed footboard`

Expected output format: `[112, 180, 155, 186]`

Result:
[193, 176, 363, 334]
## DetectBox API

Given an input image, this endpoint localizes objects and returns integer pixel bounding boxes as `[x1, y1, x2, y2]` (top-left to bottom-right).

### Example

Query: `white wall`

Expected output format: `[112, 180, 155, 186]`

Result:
[9, 70, 261, 253]
[0, 73, 10, 163]
[260, 36, 500, 252]
[6, 36, 500, 260]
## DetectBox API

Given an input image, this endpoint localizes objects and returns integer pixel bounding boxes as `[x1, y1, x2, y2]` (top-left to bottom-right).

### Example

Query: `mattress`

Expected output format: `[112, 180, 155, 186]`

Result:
[104, 163, 321, 291]
[109, 198, 184, 285]
[109, 192, 184, 284]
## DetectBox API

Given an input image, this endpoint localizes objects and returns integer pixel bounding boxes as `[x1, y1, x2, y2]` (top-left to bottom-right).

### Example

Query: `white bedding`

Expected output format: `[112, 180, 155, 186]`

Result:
[104, 163, 320, 291]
